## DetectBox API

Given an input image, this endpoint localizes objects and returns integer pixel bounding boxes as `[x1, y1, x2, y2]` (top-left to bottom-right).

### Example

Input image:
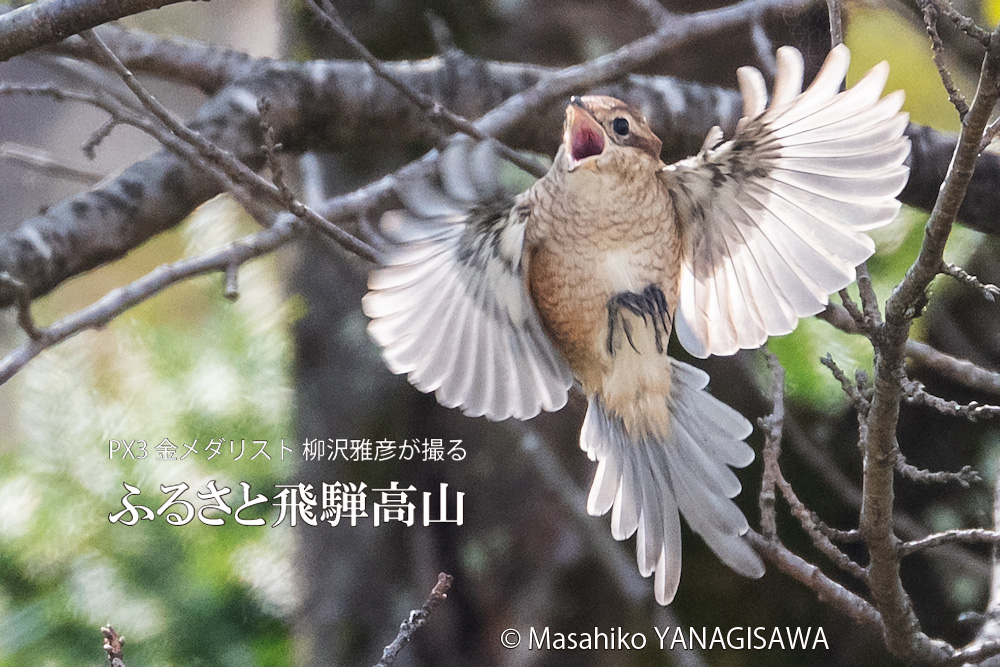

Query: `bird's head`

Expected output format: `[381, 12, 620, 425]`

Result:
[560, 95, 662, 173]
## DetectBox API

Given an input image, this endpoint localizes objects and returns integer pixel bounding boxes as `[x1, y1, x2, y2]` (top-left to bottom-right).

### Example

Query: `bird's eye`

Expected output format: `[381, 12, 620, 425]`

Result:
[612, 117, 630, 136]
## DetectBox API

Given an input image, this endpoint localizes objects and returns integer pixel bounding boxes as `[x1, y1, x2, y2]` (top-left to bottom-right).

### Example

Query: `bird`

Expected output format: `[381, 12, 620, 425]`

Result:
[361, 44, 910, 605]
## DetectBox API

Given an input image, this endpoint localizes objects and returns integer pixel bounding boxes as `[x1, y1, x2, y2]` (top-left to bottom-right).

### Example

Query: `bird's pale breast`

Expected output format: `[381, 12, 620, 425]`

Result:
[523, 158, 681, 435]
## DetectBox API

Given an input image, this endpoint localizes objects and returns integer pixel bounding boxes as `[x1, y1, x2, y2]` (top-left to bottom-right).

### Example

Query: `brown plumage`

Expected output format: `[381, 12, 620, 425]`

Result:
[362, 45, 910, 604]
[525, 95, 679, 438]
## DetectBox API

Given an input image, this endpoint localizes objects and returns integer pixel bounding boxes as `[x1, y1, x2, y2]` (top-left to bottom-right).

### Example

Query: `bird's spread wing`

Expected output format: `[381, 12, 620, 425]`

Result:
[660, 44, 910, 358]
[362, 138, 573, 421]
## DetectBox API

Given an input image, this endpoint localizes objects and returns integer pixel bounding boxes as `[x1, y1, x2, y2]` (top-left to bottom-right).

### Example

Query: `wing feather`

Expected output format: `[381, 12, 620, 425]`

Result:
[662, 44, 909, 357]
[363, 138, 573, 419]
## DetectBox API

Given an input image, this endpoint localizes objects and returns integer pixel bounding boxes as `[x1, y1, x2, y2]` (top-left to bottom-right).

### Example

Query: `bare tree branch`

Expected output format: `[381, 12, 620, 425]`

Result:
[900, 529, 1000, 557]
[6, 28, 1000, 320]
[906, 340, 1000, 396]
[1, 1, 817, 314]
[940, 261, 1000, 302]
[826, 0, 843, 48]
[969, 450, 1000, 657]
[0, 141, 102, 184]
[48, 23, 254, 93]
[82, 29, 380, 261]
[373, 573, 453, 667]
[758, 351, 868, 580]
[903, 378, 1000, 421]
[895, 450, 980, 487]
[101, 625, 126, 667]
[0, 216, 301, 384]
[859, 15, 1000, 660]
[919, 0, 969, 119]
[306, 0, 546, 178]
[924, 0, 992, 46]
[0, 0, 197, 63]
[821, 353, 869, 413]
[748, 531, 883, 631]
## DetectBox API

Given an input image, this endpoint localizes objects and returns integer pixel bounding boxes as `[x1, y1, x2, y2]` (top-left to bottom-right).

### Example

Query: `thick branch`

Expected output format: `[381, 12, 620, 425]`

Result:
[0, 5, 775, 307]
[0, 216, 301, 384]
[0, 0, 197, 62]
[49, 23, 256, 93]
[5, 8, 1000, 315]
[861, 22, 1000, 663]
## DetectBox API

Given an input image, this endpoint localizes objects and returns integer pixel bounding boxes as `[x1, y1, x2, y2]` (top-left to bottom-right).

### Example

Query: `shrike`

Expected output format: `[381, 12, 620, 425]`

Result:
[362, 45, 909, 604]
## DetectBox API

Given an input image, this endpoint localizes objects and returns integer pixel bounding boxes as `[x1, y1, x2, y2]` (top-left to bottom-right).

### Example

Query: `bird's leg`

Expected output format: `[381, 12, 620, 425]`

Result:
[606, 285, 673, 355]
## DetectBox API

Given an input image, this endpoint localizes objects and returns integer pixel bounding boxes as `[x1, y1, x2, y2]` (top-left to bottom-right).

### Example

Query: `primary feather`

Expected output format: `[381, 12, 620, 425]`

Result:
[662, 44, 910, 358]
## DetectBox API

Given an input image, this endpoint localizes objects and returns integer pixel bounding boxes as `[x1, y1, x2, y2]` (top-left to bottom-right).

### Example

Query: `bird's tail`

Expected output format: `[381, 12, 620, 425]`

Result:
[581, 359, 764, 604]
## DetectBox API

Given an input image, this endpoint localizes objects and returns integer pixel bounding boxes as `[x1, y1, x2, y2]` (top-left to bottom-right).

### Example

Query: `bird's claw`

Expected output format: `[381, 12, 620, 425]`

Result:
[606, 285, 673, 356]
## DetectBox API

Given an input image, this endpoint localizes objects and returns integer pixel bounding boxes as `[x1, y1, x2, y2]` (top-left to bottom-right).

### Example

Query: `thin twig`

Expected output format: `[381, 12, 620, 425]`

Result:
[223, 263, 239, 301]
[895, 449, 980, 487]
[920, 0, 969, 119]
[821, 353, 869, 412]
[903, 378, 1000, 421]
[748, 531, 883, 630]
[0, 271, 42, 340]
[82, 117, 121, 159]
[906, 340, 1000, 396]
[925, 0, 992, 46]
[0, 217, 302, 385]
[0, 80, 139, 119]
[782, 483, 868, 581]
[818, 300, 863, 334]
[101, 625, 126, 667]
[899, 529, 1000, 557]
[758, 351, 866, 579]
[81, 29, 382, 263]
[980, 115, 1000, 153]
[373, 573, 453, 667]
[758, 350, 785, 540]
[306, 0, 546, 178]
[940, 261, 1000, 302]
[258, 98, 296, 209]
[757, 350, 785, 540]
[781, 414, 990, 579]
[819, 524, 863, 543]
[827, 0, 843, 48]
[0, 141, 102, 184]
[855, 263, 883, 327]
[969, 448, 1000, 652]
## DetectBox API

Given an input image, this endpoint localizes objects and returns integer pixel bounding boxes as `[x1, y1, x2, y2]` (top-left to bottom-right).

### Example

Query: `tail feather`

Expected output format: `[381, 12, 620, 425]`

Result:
[581, 359, 764, 605]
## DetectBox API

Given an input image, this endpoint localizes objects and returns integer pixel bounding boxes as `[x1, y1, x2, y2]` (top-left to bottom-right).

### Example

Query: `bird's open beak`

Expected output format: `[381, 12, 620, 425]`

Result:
[564, 97, 605, 170]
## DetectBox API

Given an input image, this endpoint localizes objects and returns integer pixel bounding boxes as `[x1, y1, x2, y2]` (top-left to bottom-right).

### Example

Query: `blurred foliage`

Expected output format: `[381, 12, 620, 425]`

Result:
[0, 200, 296, 666]
[768, 6, 984, 416]
[985, 0, 1000, 26]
